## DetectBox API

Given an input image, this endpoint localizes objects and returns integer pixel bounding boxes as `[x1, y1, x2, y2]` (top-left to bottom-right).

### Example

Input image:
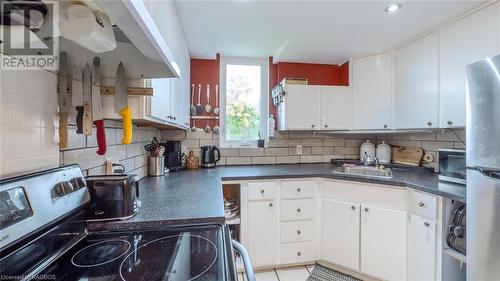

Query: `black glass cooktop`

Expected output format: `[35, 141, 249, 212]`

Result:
[40, 225, 226, 281]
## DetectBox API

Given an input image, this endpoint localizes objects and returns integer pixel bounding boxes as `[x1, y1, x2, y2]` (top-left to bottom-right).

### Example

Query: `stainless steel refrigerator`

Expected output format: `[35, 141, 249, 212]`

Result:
[466, 53, 500, 280]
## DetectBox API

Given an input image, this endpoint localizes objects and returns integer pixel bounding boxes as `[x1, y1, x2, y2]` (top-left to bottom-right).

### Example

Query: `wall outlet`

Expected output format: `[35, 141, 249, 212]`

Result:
[296, 145, 303, 155]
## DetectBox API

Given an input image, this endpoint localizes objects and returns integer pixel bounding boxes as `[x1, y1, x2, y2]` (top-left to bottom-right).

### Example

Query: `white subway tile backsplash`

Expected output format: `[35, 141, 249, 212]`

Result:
[276, 156, 299, 164]
[62, 126, 87, 150]
[226, 157, 251, 165]
[300, 155, 323, 163]
[63, 147, 105, 170]
[160, 128, 464, 167]
[312, 146, 334, 155]
[251, 157, 276, 165]
[264, 148, 289, 156]
[301, 138, 323, 146]
[239, 148, 264, 157]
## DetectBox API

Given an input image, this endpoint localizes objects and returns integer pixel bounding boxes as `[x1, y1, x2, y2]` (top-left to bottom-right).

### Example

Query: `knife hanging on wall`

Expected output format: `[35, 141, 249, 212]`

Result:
[57, 52, 69, 148]
[82, 63, 92, 136]
[92, 57, 106, 155]
[72, 66, 84, 134]
[115, 62, 132, 144]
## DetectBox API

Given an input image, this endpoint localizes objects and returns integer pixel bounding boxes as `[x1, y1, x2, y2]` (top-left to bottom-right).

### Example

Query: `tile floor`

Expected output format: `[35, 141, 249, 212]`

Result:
[239, 265, 315, 281]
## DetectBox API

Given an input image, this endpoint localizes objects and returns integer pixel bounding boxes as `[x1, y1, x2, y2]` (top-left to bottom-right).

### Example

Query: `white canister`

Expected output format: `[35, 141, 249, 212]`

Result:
[376, 141, 392, 164]
[360, 140, 376, 160]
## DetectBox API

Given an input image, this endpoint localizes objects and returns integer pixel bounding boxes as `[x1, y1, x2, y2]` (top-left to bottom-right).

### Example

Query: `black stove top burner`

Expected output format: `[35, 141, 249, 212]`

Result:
[37, 225, 227, 281]
[119, 234, 217, 281]
[71, 239, 131, 268]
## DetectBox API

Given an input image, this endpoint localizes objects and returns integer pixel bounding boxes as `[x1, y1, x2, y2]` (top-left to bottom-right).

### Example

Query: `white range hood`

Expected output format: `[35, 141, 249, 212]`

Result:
[58, 0, 180, 80]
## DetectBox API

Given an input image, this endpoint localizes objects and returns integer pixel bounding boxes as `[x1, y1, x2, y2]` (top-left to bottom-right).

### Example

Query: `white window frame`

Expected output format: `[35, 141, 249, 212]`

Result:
[219, 56, 269, 148]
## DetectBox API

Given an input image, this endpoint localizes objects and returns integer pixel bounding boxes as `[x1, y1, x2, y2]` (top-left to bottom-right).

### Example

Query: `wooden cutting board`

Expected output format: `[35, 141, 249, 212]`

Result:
[392, 146, 424, 166]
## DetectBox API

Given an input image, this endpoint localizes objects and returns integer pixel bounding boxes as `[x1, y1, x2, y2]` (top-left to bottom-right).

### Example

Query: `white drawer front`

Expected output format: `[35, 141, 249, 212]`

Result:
[281, 199, 316, 221]
[248, 182, 276, 201]
[282, 180, 317, 199]
[410, 191, 437, 220]
[282, 242, 317, 264]
[281, 221, 316, 243]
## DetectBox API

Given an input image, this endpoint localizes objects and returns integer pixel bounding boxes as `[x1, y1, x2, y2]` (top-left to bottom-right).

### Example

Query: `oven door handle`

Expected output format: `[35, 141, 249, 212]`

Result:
[232, 240, 255, 281]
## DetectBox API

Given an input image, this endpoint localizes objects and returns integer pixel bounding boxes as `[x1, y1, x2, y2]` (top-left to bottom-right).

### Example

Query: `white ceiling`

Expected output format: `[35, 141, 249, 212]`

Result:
[174, 0, 485, 64]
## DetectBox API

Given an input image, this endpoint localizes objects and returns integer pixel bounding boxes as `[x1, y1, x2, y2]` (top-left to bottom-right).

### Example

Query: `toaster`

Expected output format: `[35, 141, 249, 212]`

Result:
[85, 174, 141, 221]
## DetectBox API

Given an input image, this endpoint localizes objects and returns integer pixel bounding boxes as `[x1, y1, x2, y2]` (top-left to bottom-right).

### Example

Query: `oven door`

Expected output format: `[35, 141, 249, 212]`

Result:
[439, 149, 466, 185]
[223, 224, 255, 281]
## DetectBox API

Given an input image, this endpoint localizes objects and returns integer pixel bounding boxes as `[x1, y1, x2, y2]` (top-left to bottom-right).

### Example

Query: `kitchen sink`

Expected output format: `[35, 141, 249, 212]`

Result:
[332, 166, 393, 179]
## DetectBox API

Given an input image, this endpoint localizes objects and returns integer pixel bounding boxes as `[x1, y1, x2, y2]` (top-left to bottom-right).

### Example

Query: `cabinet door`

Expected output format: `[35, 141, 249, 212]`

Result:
[322, 199, 360, 271]
[440, 2, 500, 128]
[394, 32, 439, 129]
[361, 205, 407, 281]
[408, 214, 436, 281]
[247, 201, 278, 267]
[352, 53, 392, 130]
[284, 85, 320, 130]
[150, 78, 171, 122]
[170, 76, 182, 125]
[320, 86, 352, 130]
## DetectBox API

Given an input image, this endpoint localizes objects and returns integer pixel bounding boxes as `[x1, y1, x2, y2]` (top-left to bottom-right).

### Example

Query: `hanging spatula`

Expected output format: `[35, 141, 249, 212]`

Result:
[195, 84, 203, 115]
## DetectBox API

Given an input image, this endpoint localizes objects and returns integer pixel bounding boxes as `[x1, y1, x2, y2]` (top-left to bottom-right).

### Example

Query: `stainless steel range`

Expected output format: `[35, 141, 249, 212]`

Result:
[0, 165, 253, 281]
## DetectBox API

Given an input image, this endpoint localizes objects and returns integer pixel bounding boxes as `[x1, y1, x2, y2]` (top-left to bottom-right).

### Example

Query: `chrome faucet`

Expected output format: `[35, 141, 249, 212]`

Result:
[362, 152, 370, 166]
[362, 152, 379, 167]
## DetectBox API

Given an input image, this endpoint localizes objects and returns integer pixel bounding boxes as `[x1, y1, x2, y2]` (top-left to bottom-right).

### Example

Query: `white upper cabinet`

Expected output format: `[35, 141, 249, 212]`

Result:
[279, 85, 321, 130]
[394, 32, 439, 129]
[440, 2, 500, 128]
[277, 85, 351, 131]
[320, 86, 353, 130]
[352, 53, 393, 130]
[150, 79, 171, 123]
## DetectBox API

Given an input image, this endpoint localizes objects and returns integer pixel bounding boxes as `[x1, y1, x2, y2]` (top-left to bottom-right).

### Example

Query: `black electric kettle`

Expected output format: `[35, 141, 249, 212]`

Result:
[200, 146, 221, 168]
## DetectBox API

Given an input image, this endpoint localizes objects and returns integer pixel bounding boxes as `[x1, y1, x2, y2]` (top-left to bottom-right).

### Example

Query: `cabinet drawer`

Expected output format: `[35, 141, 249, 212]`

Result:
[248, 182, 276, 201]
[281, 221, 316, 243]
[282, 242, 317, 264]
[282, 180, 317, 199]
[281, 199, 316, 221]
[410, 191, 437, 220]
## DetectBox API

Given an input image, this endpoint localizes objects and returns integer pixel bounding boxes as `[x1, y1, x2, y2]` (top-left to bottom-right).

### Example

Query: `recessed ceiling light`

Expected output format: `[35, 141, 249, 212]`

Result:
[385, 3, 402, 13]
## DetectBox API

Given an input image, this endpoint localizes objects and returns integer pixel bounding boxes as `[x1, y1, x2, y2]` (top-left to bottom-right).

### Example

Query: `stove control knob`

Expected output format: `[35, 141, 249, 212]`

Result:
[70, 177, 87, 190]
[53, 181, 74, 197]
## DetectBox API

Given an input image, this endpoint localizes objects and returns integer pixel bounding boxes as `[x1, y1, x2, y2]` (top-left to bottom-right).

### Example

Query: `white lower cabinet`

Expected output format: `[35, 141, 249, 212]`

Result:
[361, 205, 408, 281]
[242, 179, 439, 280]
[247, 200, 278, 267]
[322, 198, 360, 271]
[281, 221, 315, 243]
[408, 214, 437, 281]
[282, 242, 317, 264]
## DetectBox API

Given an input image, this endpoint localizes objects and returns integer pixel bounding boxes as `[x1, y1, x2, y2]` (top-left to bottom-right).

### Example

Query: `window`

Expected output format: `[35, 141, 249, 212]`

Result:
[220, 57, 268, 147]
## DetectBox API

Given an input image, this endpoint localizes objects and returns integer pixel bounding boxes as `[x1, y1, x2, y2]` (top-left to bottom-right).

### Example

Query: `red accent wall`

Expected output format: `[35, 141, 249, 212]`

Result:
[339, 61, 349, 86]
[190, 55, 220, 128]
[276, 62, 341, 85]
[189, 55, 350, 128]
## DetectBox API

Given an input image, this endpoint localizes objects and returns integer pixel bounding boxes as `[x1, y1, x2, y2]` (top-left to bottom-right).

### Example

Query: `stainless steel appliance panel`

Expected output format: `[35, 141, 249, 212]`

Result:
[466, 54, 500, 169]
[466, 169, 500, 280]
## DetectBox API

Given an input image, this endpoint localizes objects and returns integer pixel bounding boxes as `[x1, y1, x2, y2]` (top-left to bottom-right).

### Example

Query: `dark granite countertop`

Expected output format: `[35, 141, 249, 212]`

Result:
[87, 163, 465, 232]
